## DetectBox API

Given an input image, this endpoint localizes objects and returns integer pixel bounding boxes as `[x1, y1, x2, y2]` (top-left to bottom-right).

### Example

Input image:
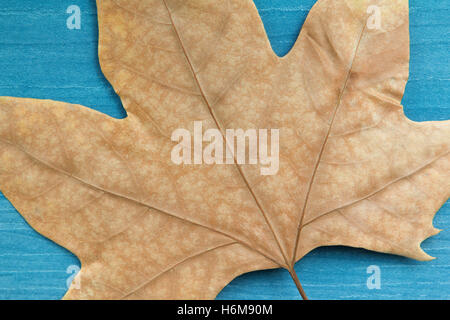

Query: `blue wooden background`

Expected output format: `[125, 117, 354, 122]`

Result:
[0, 0, 448, 300]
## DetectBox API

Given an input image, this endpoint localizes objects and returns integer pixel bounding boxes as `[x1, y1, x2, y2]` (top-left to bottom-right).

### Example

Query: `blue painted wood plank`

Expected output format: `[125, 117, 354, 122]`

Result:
[0, 0, 448, 300]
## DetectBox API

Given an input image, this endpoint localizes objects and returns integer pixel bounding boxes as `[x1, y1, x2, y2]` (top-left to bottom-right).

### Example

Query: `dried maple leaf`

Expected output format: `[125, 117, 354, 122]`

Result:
[0, 0, 449, 300]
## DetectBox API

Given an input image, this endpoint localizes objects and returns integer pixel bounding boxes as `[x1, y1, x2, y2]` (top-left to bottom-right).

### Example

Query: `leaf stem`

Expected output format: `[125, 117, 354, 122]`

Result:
[288, 267, 308, 300]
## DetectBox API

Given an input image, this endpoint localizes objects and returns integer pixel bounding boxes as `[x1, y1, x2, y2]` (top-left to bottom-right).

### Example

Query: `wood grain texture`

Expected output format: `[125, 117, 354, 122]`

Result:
[0, 0, 449, 300]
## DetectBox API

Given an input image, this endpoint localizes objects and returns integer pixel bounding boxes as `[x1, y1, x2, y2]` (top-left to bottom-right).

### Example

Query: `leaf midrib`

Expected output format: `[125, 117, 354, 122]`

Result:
[291, 23, 369, 264]
[160, 0, 291, 268]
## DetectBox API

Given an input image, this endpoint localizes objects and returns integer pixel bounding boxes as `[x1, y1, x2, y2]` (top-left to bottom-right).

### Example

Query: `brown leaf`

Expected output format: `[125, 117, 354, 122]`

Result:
[0, 0, 449, 299]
